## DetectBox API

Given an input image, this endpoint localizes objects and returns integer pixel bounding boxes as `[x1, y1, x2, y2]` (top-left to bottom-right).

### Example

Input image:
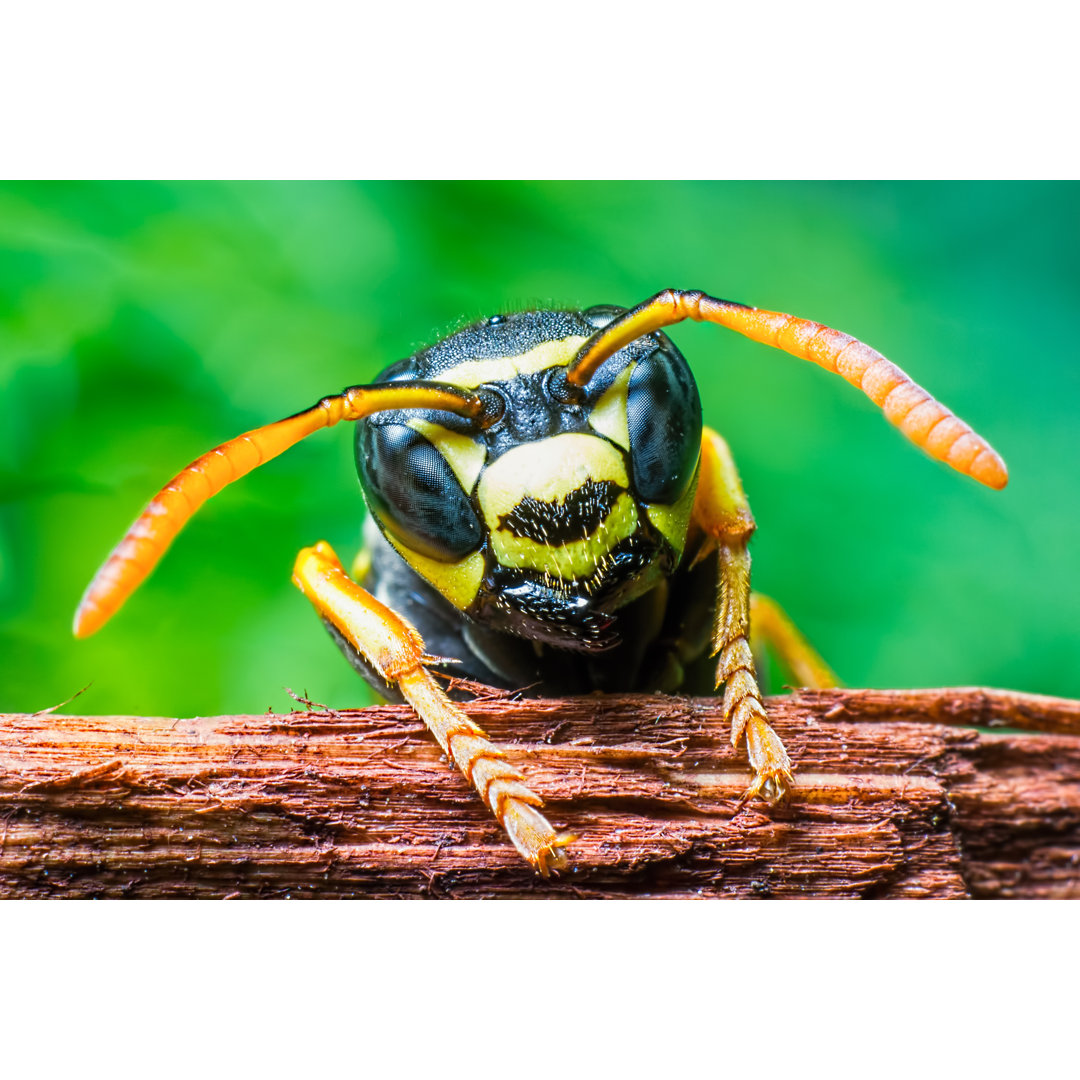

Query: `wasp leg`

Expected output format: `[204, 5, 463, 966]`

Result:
[750, 593, 841, 690]
[293, 540, 572, 875]
[691, 428, 794, 805]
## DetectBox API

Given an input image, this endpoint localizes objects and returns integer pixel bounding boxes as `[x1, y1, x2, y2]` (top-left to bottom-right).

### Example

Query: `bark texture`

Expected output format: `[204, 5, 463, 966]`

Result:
[2, 687, 1078, 898]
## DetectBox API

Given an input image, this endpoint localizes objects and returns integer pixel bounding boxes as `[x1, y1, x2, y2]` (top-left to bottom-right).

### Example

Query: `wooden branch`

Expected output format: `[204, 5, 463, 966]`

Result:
[2, 687, 1078, 898]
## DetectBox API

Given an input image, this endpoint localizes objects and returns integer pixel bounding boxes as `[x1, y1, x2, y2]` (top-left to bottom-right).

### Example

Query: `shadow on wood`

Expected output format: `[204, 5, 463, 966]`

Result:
[2, 687, 1078, 898]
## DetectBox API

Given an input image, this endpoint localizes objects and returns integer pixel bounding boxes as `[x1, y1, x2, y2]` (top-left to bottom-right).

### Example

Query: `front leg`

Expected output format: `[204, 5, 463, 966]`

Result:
[692, 429, 794, 803]
[293, 540, 572, 874]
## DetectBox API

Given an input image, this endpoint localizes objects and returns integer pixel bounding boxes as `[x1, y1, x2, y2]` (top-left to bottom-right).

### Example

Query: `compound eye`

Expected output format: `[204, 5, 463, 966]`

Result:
[356, 422, 483, 561]
[626, 347, 703, 504]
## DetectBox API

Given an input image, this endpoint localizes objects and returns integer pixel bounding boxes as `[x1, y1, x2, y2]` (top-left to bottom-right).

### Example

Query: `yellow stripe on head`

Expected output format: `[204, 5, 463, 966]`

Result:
[645, 464, 699, 567]
[406, 418, 487, 494]
[436, 336, 588, 390]
[492, 493, 638, 580]
[382, 532, 486, 611]
[587, 364, 633, 450]
[477, 433, 637, 580]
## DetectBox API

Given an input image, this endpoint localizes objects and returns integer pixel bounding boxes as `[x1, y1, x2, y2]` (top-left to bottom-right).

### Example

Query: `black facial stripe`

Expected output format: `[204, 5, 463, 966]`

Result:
[496, 479, 624, 546]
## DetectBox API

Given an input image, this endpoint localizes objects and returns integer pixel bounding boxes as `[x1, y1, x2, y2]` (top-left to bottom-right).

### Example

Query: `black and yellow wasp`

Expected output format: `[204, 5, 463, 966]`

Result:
[74, 289, 1008, 873]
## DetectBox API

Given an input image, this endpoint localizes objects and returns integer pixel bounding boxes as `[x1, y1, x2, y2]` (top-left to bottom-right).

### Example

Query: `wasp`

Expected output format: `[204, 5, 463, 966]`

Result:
[74, 289, 1008, 874]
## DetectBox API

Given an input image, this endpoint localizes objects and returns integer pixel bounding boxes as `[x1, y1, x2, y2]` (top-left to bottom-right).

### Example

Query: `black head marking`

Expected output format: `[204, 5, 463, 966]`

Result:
[496, 479, 625, 546]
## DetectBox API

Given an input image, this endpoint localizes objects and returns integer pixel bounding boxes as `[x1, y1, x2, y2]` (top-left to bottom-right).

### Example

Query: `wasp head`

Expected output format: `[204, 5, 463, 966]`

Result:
[355, 308, 702, 653]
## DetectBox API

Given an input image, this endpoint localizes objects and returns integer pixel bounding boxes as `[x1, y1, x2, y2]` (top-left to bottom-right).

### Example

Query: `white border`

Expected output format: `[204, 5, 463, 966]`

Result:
[3, 2, 1077, 177]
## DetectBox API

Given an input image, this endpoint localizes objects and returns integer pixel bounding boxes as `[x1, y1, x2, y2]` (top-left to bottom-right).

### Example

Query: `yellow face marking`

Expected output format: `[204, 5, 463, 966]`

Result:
[406, 418, 487, 495]
[437, 336, 588, 390]
[477, 433, 636, 580]
[479, 432, 629, 511]
[587, 365, 633, 450]
[645, 463, 700, 566]
[492, 493, 638, 579]
[350, 547, 373, 583]
[383, 532, 486, 611]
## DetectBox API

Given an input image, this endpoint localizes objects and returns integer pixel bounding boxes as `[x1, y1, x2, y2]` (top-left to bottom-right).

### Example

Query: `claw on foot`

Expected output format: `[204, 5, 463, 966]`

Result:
[502, 798, 575, 876]
[535, 832, 576, 877]
[739, 714, 794, 807]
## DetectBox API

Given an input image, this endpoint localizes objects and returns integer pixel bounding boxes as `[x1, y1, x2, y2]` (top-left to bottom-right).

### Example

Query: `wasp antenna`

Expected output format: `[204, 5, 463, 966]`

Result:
[568, 289, 1008, 491]
[73, 381, 486, 638]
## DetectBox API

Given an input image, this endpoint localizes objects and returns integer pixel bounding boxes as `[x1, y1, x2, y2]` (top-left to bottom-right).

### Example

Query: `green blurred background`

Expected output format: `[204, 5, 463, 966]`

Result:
[1, 181, 1077, 717]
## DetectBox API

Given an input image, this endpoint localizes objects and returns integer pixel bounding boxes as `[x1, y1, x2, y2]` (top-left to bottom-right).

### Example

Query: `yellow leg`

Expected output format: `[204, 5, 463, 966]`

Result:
[750, 593, 841, 690]
[293, 540, 572, 874]
[692, 428, 794, 804]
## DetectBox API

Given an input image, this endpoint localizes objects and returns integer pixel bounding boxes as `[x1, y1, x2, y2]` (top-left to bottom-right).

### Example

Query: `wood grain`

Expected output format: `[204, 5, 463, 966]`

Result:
[2, 687, 1078, 898]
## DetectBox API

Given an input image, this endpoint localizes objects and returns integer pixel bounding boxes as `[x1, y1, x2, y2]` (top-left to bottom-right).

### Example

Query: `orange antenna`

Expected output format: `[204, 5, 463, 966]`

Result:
[73, 381, 487, 639]
[567, 289, 1008, 491]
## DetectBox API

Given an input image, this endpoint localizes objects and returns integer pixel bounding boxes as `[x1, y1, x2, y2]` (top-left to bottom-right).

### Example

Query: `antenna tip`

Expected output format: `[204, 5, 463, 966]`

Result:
[72, 595, 106, 639]
[72, 606, 93, 639]
[970, 448, 1009, 490]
